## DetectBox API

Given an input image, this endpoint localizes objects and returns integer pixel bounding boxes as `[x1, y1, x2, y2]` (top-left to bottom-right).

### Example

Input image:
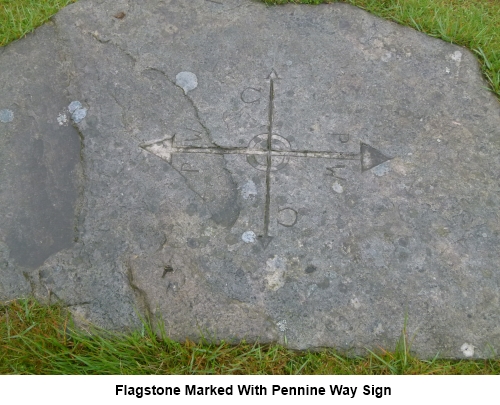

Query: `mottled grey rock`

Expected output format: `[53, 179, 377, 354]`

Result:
[1, 0, 500, 358]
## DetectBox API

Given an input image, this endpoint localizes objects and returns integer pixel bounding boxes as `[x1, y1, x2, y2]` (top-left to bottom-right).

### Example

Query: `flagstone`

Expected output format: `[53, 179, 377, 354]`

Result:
[1, 0, 499, 358]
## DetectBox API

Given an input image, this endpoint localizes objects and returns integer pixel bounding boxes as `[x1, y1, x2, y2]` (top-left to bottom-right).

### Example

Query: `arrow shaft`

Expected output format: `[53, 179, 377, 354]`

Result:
[169, 146, 359, 160]
[263, 77, 275, 237]
[272, 150, 359, 159]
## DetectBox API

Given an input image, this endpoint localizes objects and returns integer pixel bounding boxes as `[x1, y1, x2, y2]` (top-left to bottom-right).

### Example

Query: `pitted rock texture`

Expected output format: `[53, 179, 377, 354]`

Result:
[1, 0, 499, 358]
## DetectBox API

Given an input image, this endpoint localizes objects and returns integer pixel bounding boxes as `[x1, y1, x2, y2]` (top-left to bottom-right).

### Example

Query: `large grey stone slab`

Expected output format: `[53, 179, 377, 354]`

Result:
[1, 0, 499, 358]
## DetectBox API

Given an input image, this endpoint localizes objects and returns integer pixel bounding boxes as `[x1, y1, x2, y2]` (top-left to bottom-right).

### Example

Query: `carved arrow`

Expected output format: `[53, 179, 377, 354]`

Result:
[140, 69, 392, 249]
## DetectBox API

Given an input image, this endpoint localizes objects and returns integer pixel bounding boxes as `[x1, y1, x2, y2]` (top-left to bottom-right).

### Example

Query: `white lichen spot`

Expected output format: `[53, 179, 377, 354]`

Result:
[350, 297, 361, 309]
[332, 182, 344, 194]
[57, 112, 68, 126]
[68, 101, 82, 113]
[241, 180, 257, 200]
[176, 71, 198, 94]
[72, 108, 87, 123]
[68, 101, 87, 123]
[265, 256, 287, 291]
[0, 109, 14, 123]
[241, 231, 256, 243]
[277, 319, 287, 332]
[451, 51, 462, 62]
[461, 343, 475, 357]
[372, 162, 390, 177]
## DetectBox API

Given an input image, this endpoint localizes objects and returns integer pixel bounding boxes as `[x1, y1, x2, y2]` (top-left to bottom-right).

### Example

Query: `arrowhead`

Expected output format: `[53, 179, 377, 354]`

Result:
[267, 69, 279, 80]
[360, 142, 392, 172]
[258, 235, 273, 249]
[140, 136, 174, 163]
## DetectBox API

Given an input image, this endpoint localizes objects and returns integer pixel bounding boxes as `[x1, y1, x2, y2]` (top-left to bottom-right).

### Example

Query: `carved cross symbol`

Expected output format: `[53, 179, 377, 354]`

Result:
[141, 70, 392, 247]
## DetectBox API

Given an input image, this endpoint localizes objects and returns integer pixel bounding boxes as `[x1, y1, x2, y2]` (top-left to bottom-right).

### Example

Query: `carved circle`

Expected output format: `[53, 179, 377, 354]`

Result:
[277, 207, 298, 227]
[246, 134, 291, 171]
[241, 87, 261, 103]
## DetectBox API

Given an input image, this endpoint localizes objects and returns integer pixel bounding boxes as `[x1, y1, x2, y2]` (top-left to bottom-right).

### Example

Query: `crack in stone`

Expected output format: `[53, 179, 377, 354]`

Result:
[125, 257, 153, 322]
[22, 271, 37, 296]
[83, 33, 213, 147]
[143, 67, 215, 145]
[85, 27, 138, 69]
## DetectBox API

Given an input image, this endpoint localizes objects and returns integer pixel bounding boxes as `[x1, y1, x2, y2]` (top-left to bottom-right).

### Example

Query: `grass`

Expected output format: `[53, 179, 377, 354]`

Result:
[0, 0, 77, 47]
[1, 299, 499, 374]
[1, 0, 499, 374]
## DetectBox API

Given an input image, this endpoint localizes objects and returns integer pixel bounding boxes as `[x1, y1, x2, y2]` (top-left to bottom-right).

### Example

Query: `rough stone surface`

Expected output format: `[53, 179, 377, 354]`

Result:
[1, 0, 500, 358]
